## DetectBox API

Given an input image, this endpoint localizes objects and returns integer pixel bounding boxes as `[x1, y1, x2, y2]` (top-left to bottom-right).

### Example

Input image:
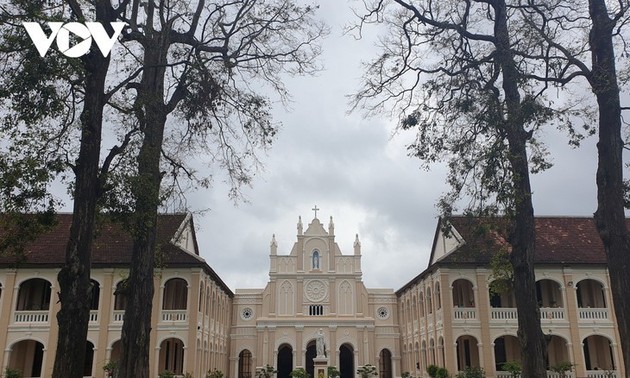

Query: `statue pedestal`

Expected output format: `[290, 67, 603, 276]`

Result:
[313, 357, 329, 378]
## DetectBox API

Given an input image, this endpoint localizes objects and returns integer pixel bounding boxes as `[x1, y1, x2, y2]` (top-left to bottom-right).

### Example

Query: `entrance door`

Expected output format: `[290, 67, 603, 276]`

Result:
[340, 344, 354, 378]
[278, 344, 293, 378]
[306, 341, 316, 378]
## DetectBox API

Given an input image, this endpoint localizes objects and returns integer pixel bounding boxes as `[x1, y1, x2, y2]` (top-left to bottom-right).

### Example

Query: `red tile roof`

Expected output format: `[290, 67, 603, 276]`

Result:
[443, 216, 610, 265]
[0, 213, 233, 295]
[397, 216, 613, 295]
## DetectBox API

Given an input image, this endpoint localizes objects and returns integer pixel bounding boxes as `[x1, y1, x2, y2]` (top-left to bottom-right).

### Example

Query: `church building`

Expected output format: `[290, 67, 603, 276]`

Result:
[230, 211, 399, 378]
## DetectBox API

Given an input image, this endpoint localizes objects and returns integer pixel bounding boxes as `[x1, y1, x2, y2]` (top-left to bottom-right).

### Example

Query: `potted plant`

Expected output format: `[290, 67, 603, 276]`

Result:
[456, 367, 484, 378]
[207, 369, 225, 378]
[290, 367, 310, 378]
[328, 366, 340, 378]
[256, 365, 278, 378]
[102, 360, 117, 378]
[357, 364, 378, 378]
[158, 371, 176, 378]
[501, 361, 521, 378]
[550, 362, 575, 378]
[3, 368, 23, 378]
[401, 372, 411, 378]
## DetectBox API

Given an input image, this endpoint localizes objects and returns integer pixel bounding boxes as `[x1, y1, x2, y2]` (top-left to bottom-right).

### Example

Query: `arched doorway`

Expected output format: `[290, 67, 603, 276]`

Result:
[452, 279, 475, 308]
[339, 344, 354, 378]
[576, 280, 606, 308]
[110, 340, 122, 363]
[278, 344, 293, 378]
[239, 349, 253, 378]
[84, 341, 95, 377]
[159, 338, 185, 375]
[455, 335, 480, 370]
[379, 349, 393, 378]
[583, 335, 615, 371]
[306, 341, 316, 378]
[163, 278, 188, 310]
[546, 335, 570, 369]
[16, 278, 51, 311]
[8, 339, 45, 377]
[493, 335, 521, 371]
[536, 279, 563, 307]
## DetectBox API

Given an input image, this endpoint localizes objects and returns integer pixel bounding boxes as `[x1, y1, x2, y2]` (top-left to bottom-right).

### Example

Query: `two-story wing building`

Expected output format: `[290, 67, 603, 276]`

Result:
[0, 211, 625, 378]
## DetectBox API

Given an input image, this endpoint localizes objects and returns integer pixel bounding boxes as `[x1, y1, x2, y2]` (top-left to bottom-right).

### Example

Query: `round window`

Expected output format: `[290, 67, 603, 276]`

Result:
[241, 307, 254, 320]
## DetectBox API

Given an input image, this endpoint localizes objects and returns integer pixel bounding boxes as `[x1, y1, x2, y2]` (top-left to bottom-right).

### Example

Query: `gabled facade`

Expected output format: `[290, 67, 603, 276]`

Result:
[397, 216, 625, 378]
[0, 214, 233, 378]
[229, 215, 399, 378]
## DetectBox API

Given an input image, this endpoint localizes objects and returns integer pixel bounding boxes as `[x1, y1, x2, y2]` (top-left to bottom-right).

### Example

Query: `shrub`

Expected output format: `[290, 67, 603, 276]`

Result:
[257, 365, 278, 378]
[357, 364, 378, 378]
[328, 366, 341, 378]
[207, 369, 225, 378]
[456, 367, 484, 378]
[436, 367, 449, 378]
[3, 368, 23, 378]
[158, 371, 176, 378]
[501, 361, 521, 378]
[550, 362, 575, 378]
[290, 367, 310, 378]
[102, 361, 117, 377]
[427, 365, 439, 378]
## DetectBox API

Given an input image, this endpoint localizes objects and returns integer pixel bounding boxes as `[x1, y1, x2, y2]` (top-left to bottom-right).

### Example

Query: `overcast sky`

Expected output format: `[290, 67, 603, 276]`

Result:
[177, 2, 601, 292]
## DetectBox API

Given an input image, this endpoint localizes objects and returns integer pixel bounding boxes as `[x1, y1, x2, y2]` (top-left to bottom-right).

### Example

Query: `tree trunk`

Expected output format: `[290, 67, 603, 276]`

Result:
[52, 3, 112, 377]
[495, 2, 548, 377]
[589, 1, 630, 376]
[117, 32, 169, 378]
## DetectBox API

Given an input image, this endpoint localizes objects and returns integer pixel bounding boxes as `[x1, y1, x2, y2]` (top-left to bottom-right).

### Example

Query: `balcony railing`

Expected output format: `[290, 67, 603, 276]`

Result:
[578, 308, 609, 321]
[491, 308, 518, 321]
[14, 310, 49, 323]
[161, 310, 188, 322]
[540, 308, 565, 321]
[545, 371, 573, 378]
[453, 308, 477, 320]
[496, 371, 583, 378]
[89, 310, 99, 323]
[586, 370, 617, 378]
[113, 310, 125, 322]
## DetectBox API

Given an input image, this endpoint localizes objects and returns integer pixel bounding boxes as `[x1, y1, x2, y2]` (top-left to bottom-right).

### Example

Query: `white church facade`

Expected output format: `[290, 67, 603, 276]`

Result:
[229, 213, 399, 378]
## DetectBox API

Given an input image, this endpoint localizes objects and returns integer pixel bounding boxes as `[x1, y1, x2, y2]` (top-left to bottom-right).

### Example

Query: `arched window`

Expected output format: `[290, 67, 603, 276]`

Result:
[312, 250, 320, 270]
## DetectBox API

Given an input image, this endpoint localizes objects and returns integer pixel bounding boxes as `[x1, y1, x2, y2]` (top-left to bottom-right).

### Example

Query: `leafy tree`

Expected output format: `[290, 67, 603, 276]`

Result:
[110, 1, 325, 377]
[0, 2, 135, 377]
[352, 1, 558, 376]
[517, 1, 630, 372]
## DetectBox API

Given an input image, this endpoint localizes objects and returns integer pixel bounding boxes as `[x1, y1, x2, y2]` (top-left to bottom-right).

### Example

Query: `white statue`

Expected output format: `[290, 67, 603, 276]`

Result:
[316, 328, 326, 358]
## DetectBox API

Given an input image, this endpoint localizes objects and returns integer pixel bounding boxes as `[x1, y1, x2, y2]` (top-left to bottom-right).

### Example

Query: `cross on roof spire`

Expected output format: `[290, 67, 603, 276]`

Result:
[312, 205, 320, 218]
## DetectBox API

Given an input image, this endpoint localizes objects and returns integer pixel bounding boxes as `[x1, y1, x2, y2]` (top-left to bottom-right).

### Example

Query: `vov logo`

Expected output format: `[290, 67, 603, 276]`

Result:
[23, 22, 126, 58]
